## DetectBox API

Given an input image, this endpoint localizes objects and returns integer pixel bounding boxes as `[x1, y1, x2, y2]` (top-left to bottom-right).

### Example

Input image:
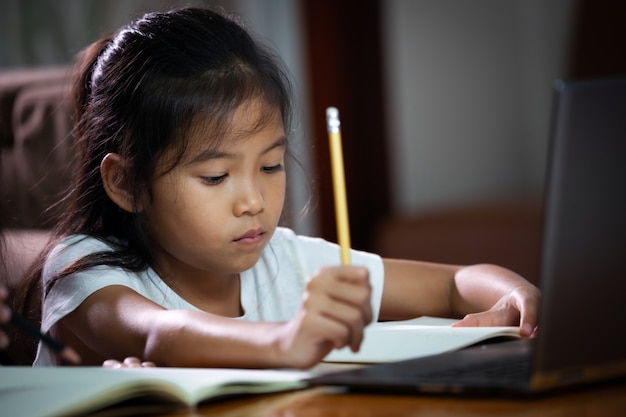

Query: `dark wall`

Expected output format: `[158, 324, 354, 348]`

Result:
[302, 0, 390, 252]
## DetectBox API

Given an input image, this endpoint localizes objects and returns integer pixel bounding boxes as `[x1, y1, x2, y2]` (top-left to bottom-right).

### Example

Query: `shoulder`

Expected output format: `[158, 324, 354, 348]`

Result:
[43, 235, 117, 282]
[46, 234, 110, 262]
[47, 233, 105, 259]
[51, 234, 114, 257]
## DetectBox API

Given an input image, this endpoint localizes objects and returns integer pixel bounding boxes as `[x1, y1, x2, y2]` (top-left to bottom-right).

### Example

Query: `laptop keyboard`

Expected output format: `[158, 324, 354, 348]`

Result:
[416, 356, 530, 383]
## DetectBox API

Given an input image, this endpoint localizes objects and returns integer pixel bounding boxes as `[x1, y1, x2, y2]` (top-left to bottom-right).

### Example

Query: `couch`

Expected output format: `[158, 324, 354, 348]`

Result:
[0, 66, 74, 364]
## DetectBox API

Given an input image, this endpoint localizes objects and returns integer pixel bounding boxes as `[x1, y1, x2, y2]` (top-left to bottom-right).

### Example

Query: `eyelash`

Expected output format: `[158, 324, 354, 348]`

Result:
[262, 163, 284, 174]
[200, 164, 284, 185]
[200, 175, 227, 186]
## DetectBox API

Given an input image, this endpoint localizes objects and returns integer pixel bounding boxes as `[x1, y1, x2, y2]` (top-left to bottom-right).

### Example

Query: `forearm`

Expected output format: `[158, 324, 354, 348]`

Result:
[379, 258, 460, 320]
[64, 269, 372, 369]
[450, 264, 534, 316]
[143, 309, 285, 368]
[379, 259, 539, 331]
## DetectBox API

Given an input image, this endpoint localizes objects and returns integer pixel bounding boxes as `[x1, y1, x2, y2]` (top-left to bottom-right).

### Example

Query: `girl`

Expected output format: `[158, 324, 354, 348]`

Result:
[26, 7, 539, 368]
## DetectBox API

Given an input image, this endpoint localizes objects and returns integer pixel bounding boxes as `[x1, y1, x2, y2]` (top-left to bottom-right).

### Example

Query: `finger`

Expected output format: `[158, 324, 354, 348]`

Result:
[322, 300, 370, 352]
[451, 315, 479, 327]
[301, 294, 362, 351]
[123, 356, 143, 367]
[517, 297, 540, 337]
[312, 312, 355, 351]
[306, 280, 371, 351]
[102, 359, 123, 368]
[312, 268, 373, 324]
[329, 282, 373, 325]
[519, 312, 538, 337]
[337, 265, 370, 284]
[314, 265, 370, 288]
[453, 309, 517, 328]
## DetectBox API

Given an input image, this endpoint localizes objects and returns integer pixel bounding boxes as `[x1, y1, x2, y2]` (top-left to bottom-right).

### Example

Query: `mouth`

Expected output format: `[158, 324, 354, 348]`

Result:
[233, 228, 266, 245]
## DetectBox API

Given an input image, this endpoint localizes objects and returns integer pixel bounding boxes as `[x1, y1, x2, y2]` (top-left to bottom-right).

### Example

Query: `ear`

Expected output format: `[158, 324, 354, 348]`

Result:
[100, 153, 141, 213]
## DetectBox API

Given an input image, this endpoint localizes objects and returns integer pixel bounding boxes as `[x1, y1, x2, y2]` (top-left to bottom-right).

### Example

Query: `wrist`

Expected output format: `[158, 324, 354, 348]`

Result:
[268, 317, 325, 370]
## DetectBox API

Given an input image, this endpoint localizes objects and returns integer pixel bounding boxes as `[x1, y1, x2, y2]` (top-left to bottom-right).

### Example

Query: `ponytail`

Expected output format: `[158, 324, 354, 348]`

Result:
[72, 37, 112, 128]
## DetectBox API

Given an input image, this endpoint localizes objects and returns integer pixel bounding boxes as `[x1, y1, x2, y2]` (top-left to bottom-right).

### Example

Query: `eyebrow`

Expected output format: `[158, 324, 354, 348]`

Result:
[189, 135, 287, 164]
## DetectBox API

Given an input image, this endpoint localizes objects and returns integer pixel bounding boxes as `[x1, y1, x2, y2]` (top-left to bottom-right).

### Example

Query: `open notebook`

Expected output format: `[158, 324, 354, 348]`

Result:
[1, 367, 308, 417]
[323, 316, 520, 364]
[309, 76, 626, 394]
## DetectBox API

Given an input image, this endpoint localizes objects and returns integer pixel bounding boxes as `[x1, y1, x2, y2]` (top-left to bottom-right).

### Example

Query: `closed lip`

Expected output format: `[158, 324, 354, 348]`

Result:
[233, 228, 265, 243]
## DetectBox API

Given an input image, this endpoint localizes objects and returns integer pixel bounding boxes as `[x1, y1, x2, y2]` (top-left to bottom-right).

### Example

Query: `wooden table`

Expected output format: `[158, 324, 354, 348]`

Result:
[156, 379, 626, 417]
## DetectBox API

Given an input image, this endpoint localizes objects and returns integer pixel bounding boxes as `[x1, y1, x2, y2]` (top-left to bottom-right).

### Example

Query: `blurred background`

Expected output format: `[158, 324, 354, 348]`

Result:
[1, 0, 625, 283]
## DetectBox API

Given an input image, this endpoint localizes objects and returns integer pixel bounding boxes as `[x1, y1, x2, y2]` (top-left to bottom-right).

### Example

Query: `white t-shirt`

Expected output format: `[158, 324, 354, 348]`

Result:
[33, 227, 384, 366]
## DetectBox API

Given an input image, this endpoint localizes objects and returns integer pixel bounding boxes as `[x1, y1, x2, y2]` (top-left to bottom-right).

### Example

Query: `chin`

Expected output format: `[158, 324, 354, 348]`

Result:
[229, 252, 264, 274]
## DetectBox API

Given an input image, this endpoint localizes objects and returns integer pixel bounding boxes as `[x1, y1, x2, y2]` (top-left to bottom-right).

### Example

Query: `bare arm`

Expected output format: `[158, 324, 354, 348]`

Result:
[379, 259, 540, 336]
[378, 259, 459, 320]
[57, 265, 373, 369]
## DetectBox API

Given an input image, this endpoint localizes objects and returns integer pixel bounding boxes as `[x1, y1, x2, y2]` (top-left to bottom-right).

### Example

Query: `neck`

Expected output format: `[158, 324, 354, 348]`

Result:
[156, 265, 243, 317]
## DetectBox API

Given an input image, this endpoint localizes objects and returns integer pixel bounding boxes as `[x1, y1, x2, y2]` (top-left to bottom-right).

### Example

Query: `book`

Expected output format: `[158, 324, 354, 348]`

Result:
[323, 316, 521, 363]
[0, 366, 309, 417]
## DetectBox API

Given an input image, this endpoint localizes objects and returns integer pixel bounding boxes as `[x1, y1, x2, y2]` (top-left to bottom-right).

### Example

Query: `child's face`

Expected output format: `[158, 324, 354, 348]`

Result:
[144, 100, 287, 279]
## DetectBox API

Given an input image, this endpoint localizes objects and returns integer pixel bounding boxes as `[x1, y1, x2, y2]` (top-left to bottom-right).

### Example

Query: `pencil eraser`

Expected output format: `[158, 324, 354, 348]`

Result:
[326, 107, 340, 133]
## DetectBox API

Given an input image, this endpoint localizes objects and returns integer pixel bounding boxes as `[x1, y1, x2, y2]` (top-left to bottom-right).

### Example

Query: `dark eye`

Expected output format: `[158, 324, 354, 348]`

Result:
[200, 174, 227, 185]
[262, 163, 284, 174]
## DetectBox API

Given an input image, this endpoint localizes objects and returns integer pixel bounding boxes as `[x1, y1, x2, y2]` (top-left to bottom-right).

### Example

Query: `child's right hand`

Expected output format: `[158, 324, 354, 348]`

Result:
[102, 356, 156, 368]
[277, 265, 373, 369]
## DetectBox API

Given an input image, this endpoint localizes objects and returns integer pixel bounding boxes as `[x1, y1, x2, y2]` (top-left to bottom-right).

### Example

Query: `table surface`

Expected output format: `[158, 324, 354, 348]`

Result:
[153, 378, 626, 417]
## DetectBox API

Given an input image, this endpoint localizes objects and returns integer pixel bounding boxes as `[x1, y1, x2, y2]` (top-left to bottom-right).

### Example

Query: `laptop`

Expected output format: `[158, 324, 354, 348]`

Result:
[308, 77, 626, 394]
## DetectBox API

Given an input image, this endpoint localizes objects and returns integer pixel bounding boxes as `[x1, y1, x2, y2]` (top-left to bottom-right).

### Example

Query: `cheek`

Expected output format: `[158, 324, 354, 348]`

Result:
[268, 176, 287, 209]
[146, 187, 225, 254]
[162, 185, 222, 228]
[145, 178, 202, 232]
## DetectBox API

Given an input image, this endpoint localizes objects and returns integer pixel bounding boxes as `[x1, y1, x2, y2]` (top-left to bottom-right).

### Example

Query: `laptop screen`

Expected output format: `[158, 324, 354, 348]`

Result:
[531, 77, 626, 386]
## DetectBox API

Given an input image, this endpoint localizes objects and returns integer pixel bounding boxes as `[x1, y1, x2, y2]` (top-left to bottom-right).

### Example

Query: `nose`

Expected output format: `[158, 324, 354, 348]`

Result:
[233, 178, 265, 217]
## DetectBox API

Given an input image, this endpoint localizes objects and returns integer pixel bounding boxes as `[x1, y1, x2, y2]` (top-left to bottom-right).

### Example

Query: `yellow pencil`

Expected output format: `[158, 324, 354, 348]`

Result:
[326, 107, 351, 264]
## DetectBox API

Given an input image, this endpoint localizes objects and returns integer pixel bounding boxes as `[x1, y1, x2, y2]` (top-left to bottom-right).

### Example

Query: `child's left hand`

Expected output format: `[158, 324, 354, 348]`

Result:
[452, 284, 540, 337]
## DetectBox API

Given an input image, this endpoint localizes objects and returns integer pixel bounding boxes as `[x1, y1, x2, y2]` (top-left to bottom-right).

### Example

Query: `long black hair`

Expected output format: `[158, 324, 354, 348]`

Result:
[15, 7, 296, 357]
